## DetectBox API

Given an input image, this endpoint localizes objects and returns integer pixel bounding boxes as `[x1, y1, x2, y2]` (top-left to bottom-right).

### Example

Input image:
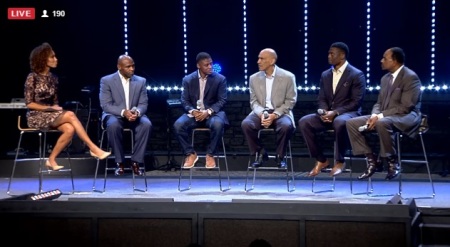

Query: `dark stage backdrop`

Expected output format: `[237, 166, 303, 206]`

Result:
[2, 0, 449, 103]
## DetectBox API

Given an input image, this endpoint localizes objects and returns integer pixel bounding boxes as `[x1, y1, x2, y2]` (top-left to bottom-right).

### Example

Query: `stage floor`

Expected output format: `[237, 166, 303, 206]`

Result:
[1, 170, 448, 208]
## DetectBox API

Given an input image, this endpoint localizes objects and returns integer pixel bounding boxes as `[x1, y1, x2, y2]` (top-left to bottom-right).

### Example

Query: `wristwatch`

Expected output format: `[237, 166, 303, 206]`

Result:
[207, 109, 213, 115]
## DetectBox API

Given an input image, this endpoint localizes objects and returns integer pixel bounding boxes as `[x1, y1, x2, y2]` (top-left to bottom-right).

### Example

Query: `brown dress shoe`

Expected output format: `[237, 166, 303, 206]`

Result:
[183, 152, 198, 168]
[131, 162, 143, 176]
[205, 155, 216, 169]
[308, 160, 329, 177]
[330, 162, 346, 176]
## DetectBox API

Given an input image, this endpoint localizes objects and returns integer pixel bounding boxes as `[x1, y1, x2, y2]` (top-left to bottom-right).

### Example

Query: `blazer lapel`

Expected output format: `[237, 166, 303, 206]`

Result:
[258, 73, 266, 102]
[114, 73, 127, 104]
[333, 68, 349, 96]
[204, 75, 212, 98]
[128, 76, 137, 105]
[271, 74, 282, 103]
[323, 70, 334, 98]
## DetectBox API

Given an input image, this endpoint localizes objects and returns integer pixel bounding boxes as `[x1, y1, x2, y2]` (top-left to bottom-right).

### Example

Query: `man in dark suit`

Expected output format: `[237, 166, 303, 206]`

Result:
[241, 48, 297, 168]
[346, 47, 422, 180]
[173, 52, 228, 169]
[99, 55, 152, 176]
[298, 42, 366, 177]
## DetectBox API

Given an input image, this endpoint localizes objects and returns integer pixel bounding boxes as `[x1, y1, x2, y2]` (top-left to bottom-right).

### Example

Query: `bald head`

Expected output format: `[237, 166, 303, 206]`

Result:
[261, 48, 278, 61]
[257, 48, 277, 73]
[117, 54, 135, 79]
[118, 55, 133, 65]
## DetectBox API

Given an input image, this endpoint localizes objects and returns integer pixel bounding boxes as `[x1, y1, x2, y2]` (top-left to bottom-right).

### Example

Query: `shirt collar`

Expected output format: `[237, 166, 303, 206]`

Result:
[198, 71, 208, 80]
[265, 66, 277, 79]
[332, 60, 348, 73]
[391, 65, 404, 79]
[118, 71, 130, 82]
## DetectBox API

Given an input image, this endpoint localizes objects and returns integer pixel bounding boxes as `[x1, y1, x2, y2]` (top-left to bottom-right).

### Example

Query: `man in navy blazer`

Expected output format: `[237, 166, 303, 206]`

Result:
[241, 48, 297, 168]
[299, 42, 366, 177]
[173, 52, 228, 169]
[99, 55, 152, 176]
[346, 47, 422, 180]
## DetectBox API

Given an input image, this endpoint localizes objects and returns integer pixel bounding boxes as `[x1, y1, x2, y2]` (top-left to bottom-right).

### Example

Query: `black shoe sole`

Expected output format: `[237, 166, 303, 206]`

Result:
[385, 172, 399, 180]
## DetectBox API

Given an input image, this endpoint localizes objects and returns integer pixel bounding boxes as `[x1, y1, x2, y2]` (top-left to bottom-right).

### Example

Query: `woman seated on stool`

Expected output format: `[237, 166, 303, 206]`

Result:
[24, 42, 110, 170]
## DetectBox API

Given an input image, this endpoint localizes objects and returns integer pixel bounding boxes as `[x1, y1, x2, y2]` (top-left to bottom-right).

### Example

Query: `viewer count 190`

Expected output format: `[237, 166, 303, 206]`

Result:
[7, 7, 66, 20]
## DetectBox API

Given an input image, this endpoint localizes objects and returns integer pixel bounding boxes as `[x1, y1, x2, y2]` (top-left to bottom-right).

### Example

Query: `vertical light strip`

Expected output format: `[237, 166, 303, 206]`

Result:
[430, 0, 436, 85]
[366, 1, 371, 87]
[303, 0, 308, 85]
[243, 0, 248, 85]
[123, 0, 129, 54]
[182, 0, 188, 75]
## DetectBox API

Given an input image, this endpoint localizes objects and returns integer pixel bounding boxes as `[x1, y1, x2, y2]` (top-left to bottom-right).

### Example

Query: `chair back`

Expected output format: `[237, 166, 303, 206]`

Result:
[418, 114, 429, 134]
[17, 115, 38, 131]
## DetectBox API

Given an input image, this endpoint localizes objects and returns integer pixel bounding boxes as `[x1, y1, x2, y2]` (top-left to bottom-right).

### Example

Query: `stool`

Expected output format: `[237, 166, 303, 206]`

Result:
[366, 114, 435, 198]
[178, 128, 230, 192]
[398, 114, 435, 198]
[7, 116, 75, 195]
[311, 129, 353, 193]
[93, 125, 147, 193]
[244, 128, 295, 192]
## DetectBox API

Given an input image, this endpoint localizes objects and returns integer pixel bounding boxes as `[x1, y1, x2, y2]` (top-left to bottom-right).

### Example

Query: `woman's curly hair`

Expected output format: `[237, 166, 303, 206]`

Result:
[29, 42, 53, 73]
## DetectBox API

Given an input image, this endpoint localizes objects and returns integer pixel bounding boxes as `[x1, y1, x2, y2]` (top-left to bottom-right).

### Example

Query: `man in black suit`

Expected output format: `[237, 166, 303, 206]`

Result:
[173, 52, 229, 169]
[298, 42, 366, 177]
[346, 47, 422, 180]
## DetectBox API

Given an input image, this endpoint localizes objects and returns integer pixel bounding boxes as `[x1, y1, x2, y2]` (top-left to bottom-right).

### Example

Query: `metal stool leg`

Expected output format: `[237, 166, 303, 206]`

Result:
[93, 129, 106, 192]
[244, 155, 257, 192]
[129, 129, 147, 193]
[398, 132, 435, 198]
[39, 131, 75, 195]
[178, 128, 229, 192]
[7, 131, 28, 195]
[311, 137, 337, 193]
[244, 129, 295, 192]
[178, 157, 193, 191]
[366, 145, 396, 197]
[286, 140, 295, 192]
[218, 137, 231, 192]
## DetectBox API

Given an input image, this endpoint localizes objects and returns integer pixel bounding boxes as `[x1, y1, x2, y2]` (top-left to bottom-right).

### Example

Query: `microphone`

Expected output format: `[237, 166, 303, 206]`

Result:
[317, 109, 327, 115]
[130, 106, 137, 114]
[263, 110, 269, 119]
[196, 100, 202, 110]
[358, 124, 369, 132]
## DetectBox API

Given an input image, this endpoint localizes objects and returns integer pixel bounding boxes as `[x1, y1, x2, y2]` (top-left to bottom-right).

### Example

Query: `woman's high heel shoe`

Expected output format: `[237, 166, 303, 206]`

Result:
[90, 150, 111, 160]
[45, 160, 64, 171]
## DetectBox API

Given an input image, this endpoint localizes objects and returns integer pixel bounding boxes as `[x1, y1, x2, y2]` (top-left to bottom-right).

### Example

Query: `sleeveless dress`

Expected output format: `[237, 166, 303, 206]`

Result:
[24, 72, 64, 130]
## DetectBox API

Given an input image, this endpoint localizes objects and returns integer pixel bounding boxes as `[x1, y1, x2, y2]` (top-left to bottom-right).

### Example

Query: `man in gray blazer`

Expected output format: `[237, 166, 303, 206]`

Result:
[99, 55, 152, 176]
[241, 48, 297, 168]
[346, 47, 422, 180]
[299, 42, 366, 177]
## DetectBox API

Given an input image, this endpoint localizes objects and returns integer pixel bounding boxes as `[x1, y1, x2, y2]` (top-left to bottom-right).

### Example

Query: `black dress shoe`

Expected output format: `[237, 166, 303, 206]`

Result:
[251, 149, 269, 168]
[131, 162, 143, 176]
[115, 163, 125, 176]
[275, 155, 287, 169]
[357, 158, 382, 180]
[385, 161, 400, 180]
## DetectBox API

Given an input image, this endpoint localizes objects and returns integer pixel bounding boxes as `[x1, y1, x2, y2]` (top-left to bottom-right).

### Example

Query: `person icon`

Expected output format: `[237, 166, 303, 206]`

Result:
[41, 10, 49, 18]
